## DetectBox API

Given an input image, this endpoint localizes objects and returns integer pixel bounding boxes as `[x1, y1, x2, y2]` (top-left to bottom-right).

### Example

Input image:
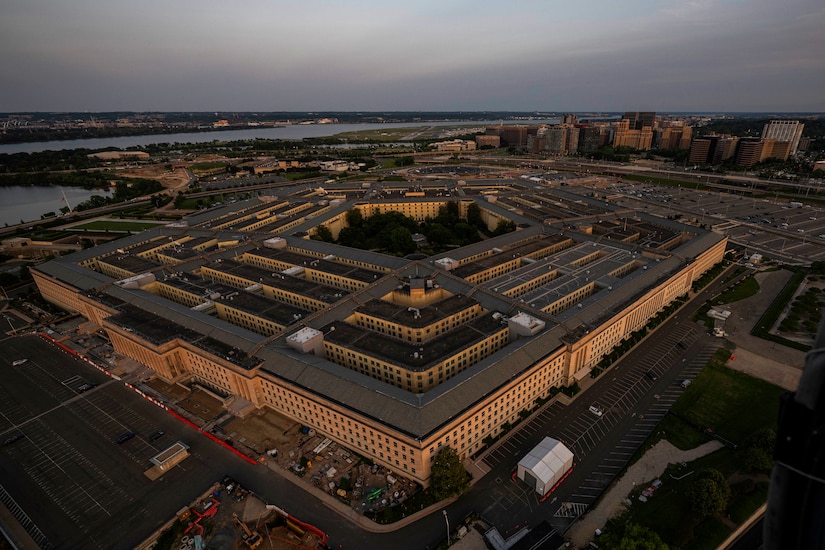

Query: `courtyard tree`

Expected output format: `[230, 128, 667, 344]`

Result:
[311, 224, 334, 243]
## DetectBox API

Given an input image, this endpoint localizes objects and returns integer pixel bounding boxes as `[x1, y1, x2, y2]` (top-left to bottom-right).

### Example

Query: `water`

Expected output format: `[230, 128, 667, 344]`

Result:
[0, 186, 112, 227]
[0, 119, 561, 155]
[0, 117, 563, 225]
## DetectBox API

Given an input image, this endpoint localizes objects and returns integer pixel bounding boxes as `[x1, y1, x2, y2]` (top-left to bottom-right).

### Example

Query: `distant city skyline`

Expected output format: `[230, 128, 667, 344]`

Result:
[2, 0, 824, 113]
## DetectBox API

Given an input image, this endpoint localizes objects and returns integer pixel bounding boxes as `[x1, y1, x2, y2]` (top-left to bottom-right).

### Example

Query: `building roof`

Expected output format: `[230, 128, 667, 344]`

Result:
[518, 437, 574, 484]
[34, 186, 726, 440]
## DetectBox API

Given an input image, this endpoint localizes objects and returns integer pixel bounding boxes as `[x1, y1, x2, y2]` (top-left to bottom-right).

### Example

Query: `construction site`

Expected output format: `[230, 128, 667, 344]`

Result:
[144, 477, 328, 550]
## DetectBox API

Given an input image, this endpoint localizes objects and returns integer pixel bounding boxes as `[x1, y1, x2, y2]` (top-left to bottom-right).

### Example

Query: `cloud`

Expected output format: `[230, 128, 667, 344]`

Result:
[1, 0, 823, 111]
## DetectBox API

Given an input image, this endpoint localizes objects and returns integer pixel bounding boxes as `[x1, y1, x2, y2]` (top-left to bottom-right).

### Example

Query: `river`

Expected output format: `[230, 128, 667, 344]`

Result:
[0, 186, 112, 228]
[0, 118, 566, 226]
[0, 119, 561, 155]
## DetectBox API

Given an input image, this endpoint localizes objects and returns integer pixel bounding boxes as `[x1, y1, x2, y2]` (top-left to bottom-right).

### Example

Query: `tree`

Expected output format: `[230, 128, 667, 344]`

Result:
[466, 203, 483, 228]
[430, 447, 469, 500]
[345, 208, 363, 228]
[687, 468, 730, 518]
[387, 226, 416, 255]
[742, 428, 776, 472]
[492, 219, 516, 236]
[426, 223, 452, 248]
[597, 522, 668, 549]
[336, 226, 367, 249]
[311, 225, 334, 243]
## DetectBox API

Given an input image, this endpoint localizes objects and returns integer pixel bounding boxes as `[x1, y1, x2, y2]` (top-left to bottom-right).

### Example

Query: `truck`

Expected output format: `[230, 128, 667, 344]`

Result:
[233, 512, 262, 549]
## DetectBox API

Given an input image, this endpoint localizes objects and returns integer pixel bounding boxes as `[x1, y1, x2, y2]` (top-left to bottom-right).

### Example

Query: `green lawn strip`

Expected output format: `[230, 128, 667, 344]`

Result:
[611, 350, 782, 548]
[189, 162, 229, 171]
[672, 351, 784, 444]
[623, 449, 740, 548]
[713, 276, 759, 304]
[751, 268, 810, 351]
[690, 517, 735, 550]
[69, 220, 166, 232]
[657, 414, 712, 451]
[619, 172, 711, 191]
[728, 481, 769, 523]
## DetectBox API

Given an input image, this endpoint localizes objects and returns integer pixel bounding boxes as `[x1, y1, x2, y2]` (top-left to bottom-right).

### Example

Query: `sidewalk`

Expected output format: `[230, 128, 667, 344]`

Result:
[565, 440, 723, 548]
[259, 456, 458, 533]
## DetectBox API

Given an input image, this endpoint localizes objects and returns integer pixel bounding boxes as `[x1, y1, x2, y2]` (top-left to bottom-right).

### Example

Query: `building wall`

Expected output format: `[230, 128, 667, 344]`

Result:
[349, 303, 484, 344]
[33, 227, 727, 487]
[214, 303, 284, 336]
[323, 325, 509, 393]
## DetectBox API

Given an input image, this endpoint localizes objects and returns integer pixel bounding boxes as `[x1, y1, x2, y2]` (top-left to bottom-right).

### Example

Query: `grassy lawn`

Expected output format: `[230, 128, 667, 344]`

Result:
[673, 350, 784, 444]
[713, 276, 759, 305]
[189, 162, 228, 171]
[619, 172, 711, 191]
[613, 349, 783, 549]
[68, 219, 167, 232]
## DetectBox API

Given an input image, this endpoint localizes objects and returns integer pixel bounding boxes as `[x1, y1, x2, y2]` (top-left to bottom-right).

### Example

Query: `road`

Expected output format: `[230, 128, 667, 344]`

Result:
[0, 268, 740, 549]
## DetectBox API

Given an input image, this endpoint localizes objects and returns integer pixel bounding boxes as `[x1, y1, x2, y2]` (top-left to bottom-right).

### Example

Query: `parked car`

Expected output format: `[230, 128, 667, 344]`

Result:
[116, 431, 135, 444]
[589, 405, 603, 417]
[149, 430, 165, 442]
[3, 433, 24, 446]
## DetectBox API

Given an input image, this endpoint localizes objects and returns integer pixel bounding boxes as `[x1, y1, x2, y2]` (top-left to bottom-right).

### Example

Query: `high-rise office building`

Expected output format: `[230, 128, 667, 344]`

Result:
[613, 119, 653, 150]
[577, 126, 602, 154]
[735, 138, 765, 167]
[762, 120, 804, 155]
[656, 125, 693, 150]
[622, 111, 656, 130]
[688, 135, 739, 165]
[565, 125, 579, 155]
[562, 113, 578, 125]
[544, 126, 567, 155]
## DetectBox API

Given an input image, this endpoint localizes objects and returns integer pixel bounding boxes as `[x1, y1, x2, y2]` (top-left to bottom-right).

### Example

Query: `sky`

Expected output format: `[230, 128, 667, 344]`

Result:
[2, 0, 824, 113]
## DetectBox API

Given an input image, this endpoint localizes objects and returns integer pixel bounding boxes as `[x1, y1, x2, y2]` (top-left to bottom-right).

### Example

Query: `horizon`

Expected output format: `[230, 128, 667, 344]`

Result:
[3, 110, 825, 116]
[2, 1, 824, 112]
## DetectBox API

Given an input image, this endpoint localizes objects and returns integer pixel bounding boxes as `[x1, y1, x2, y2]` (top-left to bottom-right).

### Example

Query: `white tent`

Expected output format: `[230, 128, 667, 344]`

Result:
[517, 437, 574, 495]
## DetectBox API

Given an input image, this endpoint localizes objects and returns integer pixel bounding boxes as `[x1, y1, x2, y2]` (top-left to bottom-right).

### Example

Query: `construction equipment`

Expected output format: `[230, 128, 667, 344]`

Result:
[232, 512, 263, 549]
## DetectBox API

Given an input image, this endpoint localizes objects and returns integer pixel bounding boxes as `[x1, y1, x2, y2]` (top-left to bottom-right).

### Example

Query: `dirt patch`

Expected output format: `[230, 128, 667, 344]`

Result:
[150, 479, 325, 550]
[145, 377, 190, 401]
[221, 409, 297, 456]
[178, 389, 225, 423]
[120, 165, 190, 190]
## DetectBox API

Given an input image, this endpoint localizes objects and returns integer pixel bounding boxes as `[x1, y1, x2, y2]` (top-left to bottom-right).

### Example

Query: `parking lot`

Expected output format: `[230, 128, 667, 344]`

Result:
[0, 334, 231, 549]
[474, 321, 714, 533]
[607, 182, 825, 263]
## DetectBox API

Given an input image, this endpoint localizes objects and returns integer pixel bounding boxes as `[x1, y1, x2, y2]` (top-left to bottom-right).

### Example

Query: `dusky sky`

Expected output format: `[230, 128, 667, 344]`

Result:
[2, 0, 823, 112]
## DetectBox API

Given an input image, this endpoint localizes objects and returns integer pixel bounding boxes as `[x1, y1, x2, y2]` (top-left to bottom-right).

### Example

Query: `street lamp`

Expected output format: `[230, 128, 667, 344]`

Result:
[443, 510, 450, 546]
[3, 315, 14, 335]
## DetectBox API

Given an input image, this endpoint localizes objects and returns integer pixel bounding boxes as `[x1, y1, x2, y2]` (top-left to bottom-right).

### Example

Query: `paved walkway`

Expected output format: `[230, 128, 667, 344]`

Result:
[566, 268, 808, 547]
[566, 440, 723, 547]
